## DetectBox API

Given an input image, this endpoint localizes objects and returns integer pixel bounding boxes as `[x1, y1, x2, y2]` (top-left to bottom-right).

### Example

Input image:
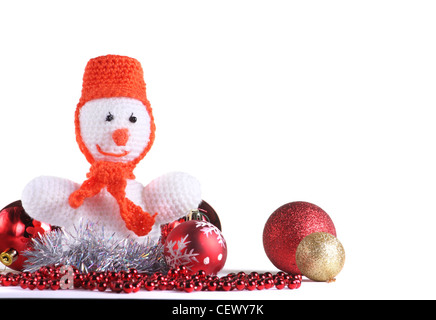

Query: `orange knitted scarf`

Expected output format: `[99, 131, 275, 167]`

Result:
[68, 161, 156, 236]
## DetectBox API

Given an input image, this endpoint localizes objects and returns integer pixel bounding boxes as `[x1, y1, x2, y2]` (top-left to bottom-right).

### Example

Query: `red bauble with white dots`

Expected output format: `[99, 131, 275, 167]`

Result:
[163, 220, 227, 275]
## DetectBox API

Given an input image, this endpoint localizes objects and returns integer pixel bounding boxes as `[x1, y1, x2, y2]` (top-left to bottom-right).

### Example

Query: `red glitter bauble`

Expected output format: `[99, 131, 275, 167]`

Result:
[164, 220, 227, 275]
[263, 201, 336, 275]
[0, 200, 59, 271]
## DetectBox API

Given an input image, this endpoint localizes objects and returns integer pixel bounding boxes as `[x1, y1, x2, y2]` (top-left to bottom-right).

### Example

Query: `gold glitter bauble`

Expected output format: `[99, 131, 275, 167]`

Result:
[296, 232, 345, 282]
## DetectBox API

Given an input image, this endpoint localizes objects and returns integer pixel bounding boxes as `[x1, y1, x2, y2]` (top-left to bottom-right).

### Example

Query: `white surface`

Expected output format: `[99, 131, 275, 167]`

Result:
[1, 0, 436, 300]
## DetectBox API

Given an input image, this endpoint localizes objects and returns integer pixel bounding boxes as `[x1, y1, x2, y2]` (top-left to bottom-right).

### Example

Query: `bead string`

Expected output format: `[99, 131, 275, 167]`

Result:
[0, 265, 302, 293]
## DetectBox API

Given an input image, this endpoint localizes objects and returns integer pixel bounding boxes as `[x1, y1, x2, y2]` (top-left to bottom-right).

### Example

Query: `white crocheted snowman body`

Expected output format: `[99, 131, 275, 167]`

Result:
[21, 96, 202, 242]
[22, 172, 202, 242]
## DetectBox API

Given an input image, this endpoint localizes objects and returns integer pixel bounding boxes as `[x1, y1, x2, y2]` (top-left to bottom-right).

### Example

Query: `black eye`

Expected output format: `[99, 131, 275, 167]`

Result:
[129, 113, 137, 123]
[106, 112, 114, 122]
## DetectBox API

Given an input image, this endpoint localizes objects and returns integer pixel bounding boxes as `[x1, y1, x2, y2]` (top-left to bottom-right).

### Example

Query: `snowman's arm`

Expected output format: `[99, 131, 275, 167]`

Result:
[68, 177, 105, 208]
[142, 172, 202, 225]
[21, 176, 81, 228]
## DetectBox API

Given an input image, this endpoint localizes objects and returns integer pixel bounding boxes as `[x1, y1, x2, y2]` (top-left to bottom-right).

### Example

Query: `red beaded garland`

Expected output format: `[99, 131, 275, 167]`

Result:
[0, 265, 302, 293]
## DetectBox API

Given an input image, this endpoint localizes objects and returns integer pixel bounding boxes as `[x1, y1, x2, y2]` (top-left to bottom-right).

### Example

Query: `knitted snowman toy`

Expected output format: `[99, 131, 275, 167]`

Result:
[21, 55, 201, 242]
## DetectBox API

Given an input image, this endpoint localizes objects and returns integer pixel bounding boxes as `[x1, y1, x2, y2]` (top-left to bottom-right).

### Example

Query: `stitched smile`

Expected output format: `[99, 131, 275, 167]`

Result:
[96, 144, 130, 157]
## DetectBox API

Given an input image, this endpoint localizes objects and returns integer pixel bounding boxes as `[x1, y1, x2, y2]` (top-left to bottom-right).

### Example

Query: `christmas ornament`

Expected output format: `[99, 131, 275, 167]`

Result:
[160, 200, 221, 244]
[20, 54, 202, 243]
[0, 200, 58, 271]
[22, 219, 167, 273]
[164, 220, 227, 275]
[263, 201, 336, 275]
[3, 265, 301, 293]
[296, 232, 345, 282]
[197, 200, 221, 231]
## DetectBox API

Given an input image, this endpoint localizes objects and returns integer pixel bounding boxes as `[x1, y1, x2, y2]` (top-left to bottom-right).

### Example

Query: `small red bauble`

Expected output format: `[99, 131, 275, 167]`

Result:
[0, 200, 59, 271]
[263, 201, 336, 275]
[160, 200, 221, 244]
[164, 220, 227, 275]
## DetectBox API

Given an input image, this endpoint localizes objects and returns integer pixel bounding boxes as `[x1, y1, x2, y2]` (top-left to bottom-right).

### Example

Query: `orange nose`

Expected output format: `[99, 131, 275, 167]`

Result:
[112, 128, 129, 146]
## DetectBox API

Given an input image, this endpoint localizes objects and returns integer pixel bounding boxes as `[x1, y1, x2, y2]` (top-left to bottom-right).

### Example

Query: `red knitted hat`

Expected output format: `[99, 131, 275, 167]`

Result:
[77, 55, 150, 109]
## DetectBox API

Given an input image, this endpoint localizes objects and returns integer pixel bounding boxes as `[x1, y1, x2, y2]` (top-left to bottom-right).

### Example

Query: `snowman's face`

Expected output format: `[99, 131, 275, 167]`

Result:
[78, 97, 152, 163]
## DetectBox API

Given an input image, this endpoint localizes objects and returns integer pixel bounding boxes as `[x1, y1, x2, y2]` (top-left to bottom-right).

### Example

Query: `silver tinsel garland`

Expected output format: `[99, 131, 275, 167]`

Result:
[22, 219, 168, 273]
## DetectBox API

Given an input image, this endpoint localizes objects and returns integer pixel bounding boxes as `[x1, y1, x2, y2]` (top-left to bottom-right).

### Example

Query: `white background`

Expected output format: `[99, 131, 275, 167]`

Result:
[0, 0, 435, 300]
